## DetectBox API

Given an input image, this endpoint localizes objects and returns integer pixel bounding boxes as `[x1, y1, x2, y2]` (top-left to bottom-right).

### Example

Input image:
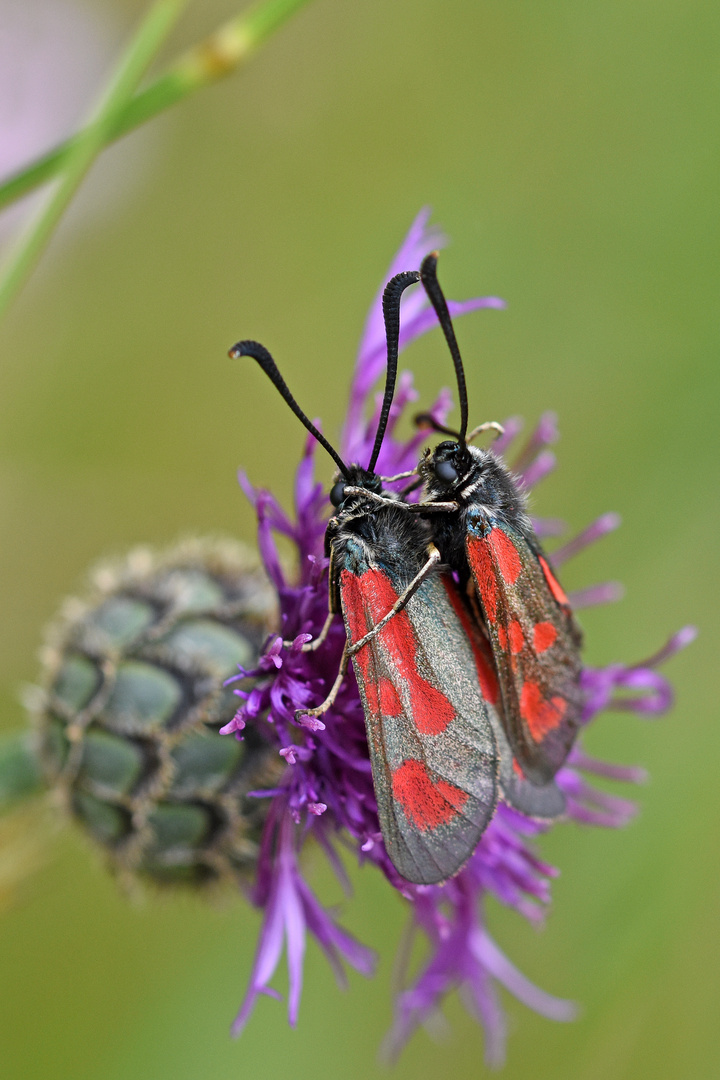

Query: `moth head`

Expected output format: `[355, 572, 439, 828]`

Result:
[329, 466, 382, 508]
[426, 441, 473, 490]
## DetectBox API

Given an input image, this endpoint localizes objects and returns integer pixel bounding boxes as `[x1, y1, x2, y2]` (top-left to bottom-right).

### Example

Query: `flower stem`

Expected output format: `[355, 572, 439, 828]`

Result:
[0, 0, 191, 321]
[0, 0, 312, 216]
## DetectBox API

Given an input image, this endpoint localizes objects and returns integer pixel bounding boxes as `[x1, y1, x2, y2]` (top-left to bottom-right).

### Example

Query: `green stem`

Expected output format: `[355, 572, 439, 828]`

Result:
[0, 0, 191, 320]
[0, 0, 312, 215]
[0, 733, 44, 811]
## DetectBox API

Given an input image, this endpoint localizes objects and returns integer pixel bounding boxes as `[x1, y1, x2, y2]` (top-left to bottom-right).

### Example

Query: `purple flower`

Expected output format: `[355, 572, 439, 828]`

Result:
[225, 210, 694, 1063]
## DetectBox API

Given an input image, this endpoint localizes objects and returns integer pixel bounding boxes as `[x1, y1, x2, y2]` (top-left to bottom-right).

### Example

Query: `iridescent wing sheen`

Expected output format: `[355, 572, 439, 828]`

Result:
[339, 562, 498, 886]
[465, 512, 583, 786]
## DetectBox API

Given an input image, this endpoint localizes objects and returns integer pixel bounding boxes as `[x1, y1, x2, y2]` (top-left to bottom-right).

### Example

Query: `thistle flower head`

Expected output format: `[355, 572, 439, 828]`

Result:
[225, 210, 694, 1063]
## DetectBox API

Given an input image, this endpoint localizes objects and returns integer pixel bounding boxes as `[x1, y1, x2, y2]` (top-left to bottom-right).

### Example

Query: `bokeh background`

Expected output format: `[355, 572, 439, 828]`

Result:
[0, 0, 716, 1077]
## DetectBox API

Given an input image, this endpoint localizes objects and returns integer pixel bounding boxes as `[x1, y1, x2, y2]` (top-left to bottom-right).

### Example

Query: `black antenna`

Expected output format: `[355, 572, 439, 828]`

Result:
[229, 340, 350, 478]
[420, 252, 469, 448]
[367, 270, 421, 473]
[413, 412, 461, 439]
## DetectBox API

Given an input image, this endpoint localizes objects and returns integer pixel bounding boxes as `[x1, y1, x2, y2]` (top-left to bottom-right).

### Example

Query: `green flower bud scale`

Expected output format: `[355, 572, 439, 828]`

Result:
[27, 540, 280, 888]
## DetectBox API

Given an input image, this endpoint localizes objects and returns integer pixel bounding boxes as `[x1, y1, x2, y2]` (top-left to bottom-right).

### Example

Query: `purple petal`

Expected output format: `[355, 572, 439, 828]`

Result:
[512, 412, 559, 472]
[298, 875, 377, 980]
[636, 625, 698, 668]
[532, 516, 569, 538]
[473, 931, 578, 1022]
[610, 668, 674, 715]
[232, 875, 287, 1035]
[551, 513, 622, 567]
[492, 416, 524, 457]
[237, 469, 258, 508]
[294, 432, 323, 517]
[219, 716, 245, 736]
[569, 581, 625, 609]
[567, 749, 648, 784]
[518, 449, 556, 489]
[559, 772, 638, 827]
[399, 296, 506, 355]
[355, 208, 446, 379]
[344, 209, 505, 458]
[283, 876, 306, 1026]
[564, 799, 635, 829]
[256, 503, 286, 590]
[460, 976, 507, 1068]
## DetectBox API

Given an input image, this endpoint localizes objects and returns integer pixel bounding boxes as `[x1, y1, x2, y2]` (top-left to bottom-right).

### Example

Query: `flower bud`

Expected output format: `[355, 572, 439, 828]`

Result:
[27, 539, 281, 888]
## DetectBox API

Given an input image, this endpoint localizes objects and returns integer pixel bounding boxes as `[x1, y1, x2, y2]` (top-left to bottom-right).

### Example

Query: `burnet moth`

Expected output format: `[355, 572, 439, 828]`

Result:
[413, 252, 584, 788]
[230, 271, 517, 885]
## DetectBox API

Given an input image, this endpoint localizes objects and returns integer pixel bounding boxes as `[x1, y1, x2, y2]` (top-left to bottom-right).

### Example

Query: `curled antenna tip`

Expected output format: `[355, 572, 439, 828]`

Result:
[384, 269, 420, 293]
[228, 337, 351, 478]
[418, 251, 469, 445]
[228, 340, 253, 359]
[420, 251, 440, 274]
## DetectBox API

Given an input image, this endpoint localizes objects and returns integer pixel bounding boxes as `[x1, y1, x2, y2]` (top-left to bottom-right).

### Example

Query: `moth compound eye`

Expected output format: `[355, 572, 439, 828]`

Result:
[329, 481, 347, 507]
[435, 460, 459, 484]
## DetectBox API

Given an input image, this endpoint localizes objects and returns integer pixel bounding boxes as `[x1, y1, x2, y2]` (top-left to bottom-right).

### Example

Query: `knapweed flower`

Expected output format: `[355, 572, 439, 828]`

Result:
[223, 209, 694, 1064]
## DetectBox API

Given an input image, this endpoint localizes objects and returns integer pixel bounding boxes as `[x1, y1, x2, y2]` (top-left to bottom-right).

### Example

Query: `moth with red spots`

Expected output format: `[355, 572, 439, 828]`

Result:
[414, 252, 584, 787]
[231, 270, 527, 884]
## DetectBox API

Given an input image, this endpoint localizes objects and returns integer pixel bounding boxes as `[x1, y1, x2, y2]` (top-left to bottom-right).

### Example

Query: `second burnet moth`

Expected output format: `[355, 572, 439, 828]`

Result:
[412, 252, 584, 788]
[230, 269, 551, 885]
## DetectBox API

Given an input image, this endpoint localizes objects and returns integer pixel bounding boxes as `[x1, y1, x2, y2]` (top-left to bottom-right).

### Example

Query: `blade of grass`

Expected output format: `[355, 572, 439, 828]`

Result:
[0, 0, 191, 321]
[0, 0, 313, 215]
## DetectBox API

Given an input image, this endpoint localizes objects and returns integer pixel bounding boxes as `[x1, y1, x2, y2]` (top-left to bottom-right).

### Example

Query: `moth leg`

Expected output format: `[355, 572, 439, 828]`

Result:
[283, 610, 335, 652]
[339, 486, 459, 514]
[347, 544, 442, 656]
[342, 486, 398, 507]
[398, 500, 460, 513]
[375, 468, 418, 483]
[398, 476, 424, 497]
[295, 644, 350, 720]
[466, 420, 504, 443]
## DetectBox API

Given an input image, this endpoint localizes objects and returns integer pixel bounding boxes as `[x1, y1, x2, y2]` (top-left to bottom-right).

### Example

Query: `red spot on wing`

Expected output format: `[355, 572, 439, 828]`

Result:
[508, 620, 524, 654]
[520, 680, 567, 740]
[487, 528, 522, 585]
[391, 759, 469, 831]
[442, 576, 499, 705]
[364, 676, 379, 713]
[341, 571, 372, 644]
[379, 677, 402, 716]
[533, 621, 558, 653]
[342, 570, 375, 691]
[497, 625, 507, 650]
[538, 556, 569, 607]
[341, 567, 456, 735]
[467, 537, 498, 622]
[512, 758, 526, 779]
[409, 680, 455, 735]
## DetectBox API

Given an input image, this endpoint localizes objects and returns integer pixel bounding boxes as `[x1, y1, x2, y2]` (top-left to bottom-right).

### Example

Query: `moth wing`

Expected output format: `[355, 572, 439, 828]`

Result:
[466, 516, 583, 785]
[491, 718, 566, 819]
[442, 573, 565, 819]
[340, 565, 498, 885]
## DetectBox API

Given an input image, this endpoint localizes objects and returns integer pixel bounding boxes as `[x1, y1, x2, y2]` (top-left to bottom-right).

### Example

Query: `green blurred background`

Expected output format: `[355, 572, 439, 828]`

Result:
[0, 0, 716, 1076]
